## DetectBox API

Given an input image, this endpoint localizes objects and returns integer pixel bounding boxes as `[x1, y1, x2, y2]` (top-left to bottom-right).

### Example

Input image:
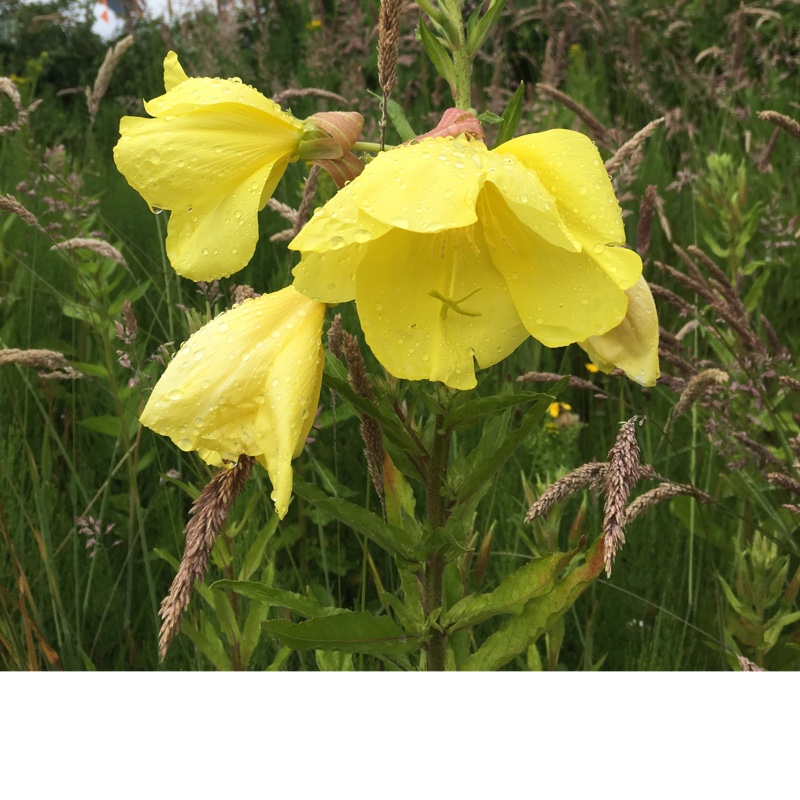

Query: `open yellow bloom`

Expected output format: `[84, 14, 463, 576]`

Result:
[579, 276, 660, 386]
[291, 131, 653, 390]
[114, 52, 303, 282]
[140, 287, 325, 518]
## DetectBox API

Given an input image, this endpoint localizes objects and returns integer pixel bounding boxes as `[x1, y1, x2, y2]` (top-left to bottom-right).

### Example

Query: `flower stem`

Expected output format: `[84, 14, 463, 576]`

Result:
[423, 414, 451, 671]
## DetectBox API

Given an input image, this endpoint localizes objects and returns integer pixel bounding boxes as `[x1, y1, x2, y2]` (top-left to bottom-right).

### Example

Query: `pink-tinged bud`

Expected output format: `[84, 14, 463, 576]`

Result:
[315, 151, 365, 188]
[412, 108, 485, 143]
[299, 111, 364, 187]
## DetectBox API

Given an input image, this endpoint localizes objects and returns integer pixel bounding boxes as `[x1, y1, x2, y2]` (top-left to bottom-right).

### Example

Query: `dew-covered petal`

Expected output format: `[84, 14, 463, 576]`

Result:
[162, 51, 189, 91]
[579, 276, 660, 386]
[145, 54, 298, 124]
[345, 137, 487, 233]
[481, 147, 579, 252]
[140, 287, 325, 518]
[290, 187, 391, 302]
[480, 186, 628, 346]
[113, 52, 303, 281]
[355, 226, 528, 390]
[496, 130, 640, 289]
[115, 108, 300, 279]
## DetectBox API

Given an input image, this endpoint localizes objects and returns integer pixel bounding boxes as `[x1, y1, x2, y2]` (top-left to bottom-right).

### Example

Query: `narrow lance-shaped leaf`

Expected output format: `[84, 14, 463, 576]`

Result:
[261, 612, 419, 656]
[443, 389, 549, 430]
[494, 80, 525, 147]
[293, 476, 420, 560]
[418, 18, 457, 90]
[466, 0, 507, 58]
[211, 580, 348, 619]
[442, 548, 577, 632]
[462, 538, 605, 671]
[456, 389, 560, 504]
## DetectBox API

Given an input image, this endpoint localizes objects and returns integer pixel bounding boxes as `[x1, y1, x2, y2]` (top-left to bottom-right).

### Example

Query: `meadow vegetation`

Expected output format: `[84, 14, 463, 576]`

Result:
[1, 0, 799, 670]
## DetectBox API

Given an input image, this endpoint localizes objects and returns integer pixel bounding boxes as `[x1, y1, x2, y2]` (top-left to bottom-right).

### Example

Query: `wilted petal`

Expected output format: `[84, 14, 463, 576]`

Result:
[140, 287, 325, 517]
[579, 277, 660, 386]
[114, 52, 303, 281]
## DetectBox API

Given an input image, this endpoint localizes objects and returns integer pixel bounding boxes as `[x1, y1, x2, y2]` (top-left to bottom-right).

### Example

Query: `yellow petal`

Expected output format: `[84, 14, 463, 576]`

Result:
[140, 287, 325, 518]
[497, 130, 641, 290]
[345, 137, 486, 233]
[355, 225, 528, 390]
[290, 188, 390, 302]
[482, 147, 580, 252]
[113, 54, 303, 281]
[579, 276, 660, 386]
[162, 51, 189, 91]
[480, 185, 628, 345]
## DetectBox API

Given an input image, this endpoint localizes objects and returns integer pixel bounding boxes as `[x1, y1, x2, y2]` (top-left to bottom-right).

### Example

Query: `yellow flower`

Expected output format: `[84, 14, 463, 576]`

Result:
[547, 401, 572, 418]
[579, 276, 660, 386]
[113, 52, 304, 282]
[291, 131, 648, 390]
[140, 286, 326, 518]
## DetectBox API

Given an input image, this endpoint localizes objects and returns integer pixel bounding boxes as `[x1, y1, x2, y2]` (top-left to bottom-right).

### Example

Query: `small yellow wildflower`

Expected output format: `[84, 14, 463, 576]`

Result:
[291, 131, 654, 390]
[306, 18, 323, 30]
[114, 52, 304, 282]
[548, 401, 572, 418]
[140, 286, 326, 518]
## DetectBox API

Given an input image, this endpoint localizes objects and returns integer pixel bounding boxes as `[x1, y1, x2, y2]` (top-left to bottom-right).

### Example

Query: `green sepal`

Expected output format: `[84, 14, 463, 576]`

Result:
[261, 612, 419, 656]
[494, 80, 525, 146]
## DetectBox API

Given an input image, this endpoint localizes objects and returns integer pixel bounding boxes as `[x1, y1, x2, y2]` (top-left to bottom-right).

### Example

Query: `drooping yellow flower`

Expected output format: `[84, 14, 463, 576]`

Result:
[113, 52, 304, 282]
[140, 287, 326, 518]
[291, 131, 654, 390]
[579, 276, 660, 386]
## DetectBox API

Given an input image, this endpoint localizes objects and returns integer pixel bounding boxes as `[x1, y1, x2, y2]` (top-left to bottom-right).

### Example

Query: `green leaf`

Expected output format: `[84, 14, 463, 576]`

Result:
[181, 618, 232, 670]
[418, 18, 456, 89]
[383, 452, 418, 530]
[466, 0, 506, 58]
[211, 580, 347, 619]
[293, 476, 419, 560]
[261, 612, 419, 655]
[443, 390, 550, 430]
[70, 361, 109, 379]
[456, 386, 561, 504]
[238, 516, 280, 582]
[323, 352, 424, 458]
[494, 81, 525, 147]
[477, 111, 503, 124]
[315, 650, 354, 671]
[442, 549, 576, 632]
[240, 598, 269, 669]
[78, 415, 121, 437]
[462, 538, 605, 671]
[387, 98, 417, 141]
